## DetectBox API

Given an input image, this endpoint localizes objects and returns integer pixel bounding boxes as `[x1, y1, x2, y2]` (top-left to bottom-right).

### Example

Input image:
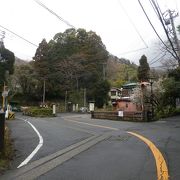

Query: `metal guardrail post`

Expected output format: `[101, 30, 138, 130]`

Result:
[0, 112, 5, 151]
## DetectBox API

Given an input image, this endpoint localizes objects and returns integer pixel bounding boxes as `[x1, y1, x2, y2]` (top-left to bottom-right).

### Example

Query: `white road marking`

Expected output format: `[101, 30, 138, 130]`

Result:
[17, 119, 43, 168]
[65, 119, 119, 131]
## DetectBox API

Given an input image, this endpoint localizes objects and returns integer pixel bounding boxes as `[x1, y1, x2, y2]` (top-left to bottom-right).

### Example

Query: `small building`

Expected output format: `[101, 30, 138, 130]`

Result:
[115, 82, 139, 112]
[109, 87, 121, 105]
[116, 97, 142, 112]
[121, 82, 138, 97]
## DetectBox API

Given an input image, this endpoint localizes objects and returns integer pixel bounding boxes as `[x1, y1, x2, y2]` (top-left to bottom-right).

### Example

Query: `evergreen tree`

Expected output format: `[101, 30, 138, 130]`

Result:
[137, 55, 150, 82]
[0, 45, 15, 89]
[33, 28, 109, 100]
[94, 80, 110, 108]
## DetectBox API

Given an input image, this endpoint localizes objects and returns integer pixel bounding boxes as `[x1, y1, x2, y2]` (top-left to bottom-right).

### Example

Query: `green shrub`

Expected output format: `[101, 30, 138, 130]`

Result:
[155, 106, 180, 119]
[173, 108, 180, 115]
[23, 107, 54, 117]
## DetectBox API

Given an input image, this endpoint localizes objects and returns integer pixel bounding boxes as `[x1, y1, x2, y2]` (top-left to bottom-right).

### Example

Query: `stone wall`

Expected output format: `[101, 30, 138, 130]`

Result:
[91, 111, 149, 122]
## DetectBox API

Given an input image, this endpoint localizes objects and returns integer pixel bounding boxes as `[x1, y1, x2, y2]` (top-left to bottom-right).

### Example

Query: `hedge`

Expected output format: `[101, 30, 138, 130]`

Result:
[23, 107, 55, 117]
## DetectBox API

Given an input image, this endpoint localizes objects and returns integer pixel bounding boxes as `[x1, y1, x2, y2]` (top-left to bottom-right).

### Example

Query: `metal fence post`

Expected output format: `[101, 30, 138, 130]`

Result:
[0, 112, 5, 151]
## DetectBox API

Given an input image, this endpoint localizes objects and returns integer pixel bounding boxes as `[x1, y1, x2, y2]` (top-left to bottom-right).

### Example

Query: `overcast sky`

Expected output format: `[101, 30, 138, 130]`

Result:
[0, 0, 180, 65]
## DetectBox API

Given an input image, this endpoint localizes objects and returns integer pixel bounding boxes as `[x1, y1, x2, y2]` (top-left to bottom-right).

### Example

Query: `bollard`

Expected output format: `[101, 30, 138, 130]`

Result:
[0, 113, 5, 151]
[52, 104, 56, 116]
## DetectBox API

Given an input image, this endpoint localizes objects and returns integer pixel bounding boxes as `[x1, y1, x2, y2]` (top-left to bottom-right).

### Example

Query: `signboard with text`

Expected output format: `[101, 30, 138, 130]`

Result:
[118, 111, 124, 117]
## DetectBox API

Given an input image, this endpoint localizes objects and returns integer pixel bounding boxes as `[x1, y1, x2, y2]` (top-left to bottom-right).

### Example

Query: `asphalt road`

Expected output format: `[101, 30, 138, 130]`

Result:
[1, 113, 180, 180]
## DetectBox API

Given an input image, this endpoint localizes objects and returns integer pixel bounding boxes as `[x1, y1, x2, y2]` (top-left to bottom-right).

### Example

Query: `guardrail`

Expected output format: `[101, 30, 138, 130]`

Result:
[91, 111, 147, 122]
[0, 113, 5, 151]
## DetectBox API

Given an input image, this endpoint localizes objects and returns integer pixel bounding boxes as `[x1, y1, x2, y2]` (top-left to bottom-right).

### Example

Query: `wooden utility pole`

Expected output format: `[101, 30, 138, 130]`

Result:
[42, 79, 46, 104]
[163, 9, 180, 66]
[65, 90, 67, 112]
[2, 82, 6, 111]
[84, 88, 86, 107]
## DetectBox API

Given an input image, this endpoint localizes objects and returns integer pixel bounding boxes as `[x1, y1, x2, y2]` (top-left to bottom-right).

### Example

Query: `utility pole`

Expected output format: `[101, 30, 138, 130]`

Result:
[2, 82, 6, 111]
[169, 10, 180, 66]
[65, 90, 67, 112]
[102, 63, 106, 80]
[84, 88, 86, 107]
[42, 79, 46, 104]
[164, 9, 180, 66]
[2, 82, 8, 112]
[0, 32, 6, 111]
[150, 79, 154, 120]
[0, 31, 5, 63]
[0, 30, 5, 48]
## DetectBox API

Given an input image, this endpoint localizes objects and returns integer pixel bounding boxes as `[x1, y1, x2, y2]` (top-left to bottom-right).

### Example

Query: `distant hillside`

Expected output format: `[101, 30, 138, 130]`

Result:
[15, 57, 28, 66]
[108, 54, 137, 66]
[108, 54, 137, 67]
[107, 55, 138, 87]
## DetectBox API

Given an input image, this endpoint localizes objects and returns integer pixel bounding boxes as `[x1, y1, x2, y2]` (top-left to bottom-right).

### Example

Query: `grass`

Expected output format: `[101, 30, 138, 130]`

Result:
[0, 126, 14, 174]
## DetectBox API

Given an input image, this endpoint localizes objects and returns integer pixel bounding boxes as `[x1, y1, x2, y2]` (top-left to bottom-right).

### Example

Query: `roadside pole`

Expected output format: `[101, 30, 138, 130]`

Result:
[2, 82, 9, 112]
[0, 113, 5, 151]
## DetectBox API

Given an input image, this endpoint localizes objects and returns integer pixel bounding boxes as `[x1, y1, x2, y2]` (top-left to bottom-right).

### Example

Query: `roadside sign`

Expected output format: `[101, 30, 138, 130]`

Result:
[176, 98, 180, 108]
[118, 111, 123, 117]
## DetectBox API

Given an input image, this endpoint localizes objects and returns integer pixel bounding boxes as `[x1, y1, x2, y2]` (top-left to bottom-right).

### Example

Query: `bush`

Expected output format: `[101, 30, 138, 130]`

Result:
[156, 106, 180, 119]
[23, 107, 54, 117]
[173, 108, 180, 115]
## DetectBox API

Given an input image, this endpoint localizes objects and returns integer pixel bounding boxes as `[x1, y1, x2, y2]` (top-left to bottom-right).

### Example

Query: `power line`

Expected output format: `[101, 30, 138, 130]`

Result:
[149, 53, 167, 65]
[118, 47, 148, 55]
[148, 0, 160, 19]
[138, 0, 178, 60]
[0, 24, 38, 47]
[118, 0, 148, 48]
[151, 63, 178, 68]
[150, 0, 180, 62]
[33, 0, 76, 29]
[148, 51, 165, 64]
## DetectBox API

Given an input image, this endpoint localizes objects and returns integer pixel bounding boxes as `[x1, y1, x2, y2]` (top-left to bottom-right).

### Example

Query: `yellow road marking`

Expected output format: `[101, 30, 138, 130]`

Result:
[127, 131, 169, 180]
[65, 119, 119, 131]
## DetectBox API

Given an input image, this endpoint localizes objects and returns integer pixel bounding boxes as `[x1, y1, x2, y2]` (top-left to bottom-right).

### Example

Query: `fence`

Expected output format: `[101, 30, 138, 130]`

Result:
[91, 111, 148, 122]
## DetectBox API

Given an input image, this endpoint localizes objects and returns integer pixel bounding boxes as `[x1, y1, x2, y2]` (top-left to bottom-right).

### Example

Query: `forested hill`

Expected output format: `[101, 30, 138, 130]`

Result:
[15, 57, 28, 66]
[108, 54, 137, 67]
[106, 55, 138, 87]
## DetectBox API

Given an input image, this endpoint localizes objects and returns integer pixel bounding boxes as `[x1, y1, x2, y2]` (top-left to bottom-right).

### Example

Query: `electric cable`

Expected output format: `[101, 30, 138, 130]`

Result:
[118, 0, 148, 48]
[138, 0, 178, 60]
[148, 0, 159, 19]
[151, 63, 178, 68]
[118, 47, 148, 55]
[150, 0, 179, 61]
[34, 0, 76, 29]
[148, 51, 165, 64]
[0, 24, 38, 47]
[149, 53, 167, 65]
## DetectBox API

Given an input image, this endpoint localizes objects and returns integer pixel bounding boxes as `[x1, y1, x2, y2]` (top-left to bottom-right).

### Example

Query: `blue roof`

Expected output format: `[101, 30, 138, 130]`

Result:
[122, 82, 138, 89]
